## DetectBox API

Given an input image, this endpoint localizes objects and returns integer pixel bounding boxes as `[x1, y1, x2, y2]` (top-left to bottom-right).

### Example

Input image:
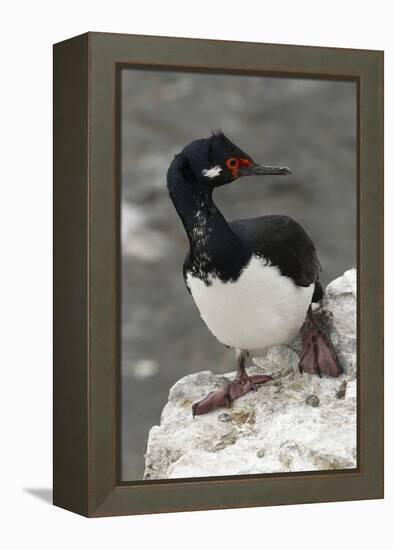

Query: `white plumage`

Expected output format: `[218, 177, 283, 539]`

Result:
[187, 255, 314, 351]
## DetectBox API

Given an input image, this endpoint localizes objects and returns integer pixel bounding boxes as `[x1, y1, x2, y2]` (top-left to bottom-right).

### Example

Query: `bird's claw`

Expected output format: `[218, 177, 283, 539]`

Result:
[192, 373, 271, 416]
[298, 308, 343, 377]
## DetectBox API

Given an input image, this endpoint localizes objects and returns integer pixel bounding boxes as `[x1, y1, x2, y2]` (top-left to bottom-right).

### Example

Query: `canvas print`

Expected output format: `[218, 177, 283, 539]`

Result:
[120, 68, 357, 481]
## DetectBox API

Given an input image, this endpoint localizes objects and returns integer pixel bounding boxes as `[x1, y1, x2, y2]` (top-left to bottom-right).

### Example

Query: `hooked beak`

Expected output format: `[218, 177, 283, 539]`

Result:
[238, 163, 292, 177]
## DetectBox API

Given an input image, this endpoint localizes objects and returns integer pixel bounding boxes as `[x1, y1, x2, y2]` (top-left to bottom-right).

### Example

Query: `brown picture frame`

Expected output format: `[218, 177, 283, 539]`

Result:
[53, 32, 384, 517]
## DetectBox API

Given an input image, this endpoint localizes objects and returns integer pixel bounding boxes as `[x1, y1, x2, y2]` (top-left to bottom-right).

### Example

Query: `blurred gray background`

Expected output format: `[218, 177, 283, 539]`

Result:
[120, 69, 356, 480]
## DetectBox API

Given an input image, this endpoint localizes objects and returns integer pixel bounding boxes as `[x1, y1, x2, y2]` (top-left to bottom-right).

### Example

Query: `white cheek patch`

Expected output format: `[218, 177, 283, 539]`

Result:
[202, 165, 222, 179]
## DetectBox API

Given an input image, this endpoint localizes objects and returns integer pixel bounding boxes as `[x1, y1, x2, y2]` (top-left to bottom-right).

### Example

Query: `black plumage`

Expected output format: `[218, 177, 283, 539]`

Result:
[229, 215, 323, 298]
[168, 132, 322, 296]
[167, 132, 341, 416]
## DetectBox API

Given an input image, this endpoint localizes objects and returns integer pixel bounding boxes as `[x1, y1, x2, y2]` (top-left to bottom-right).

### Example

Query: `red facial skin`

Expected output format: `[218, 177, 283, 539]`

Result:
[225, 157, 252, 178]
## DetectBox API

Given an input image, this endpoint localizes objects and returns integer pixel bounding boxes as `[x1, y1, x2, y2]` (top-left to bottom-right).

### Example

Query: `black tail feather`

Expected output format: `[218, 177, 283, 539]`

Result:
[312, 279, 324, 303]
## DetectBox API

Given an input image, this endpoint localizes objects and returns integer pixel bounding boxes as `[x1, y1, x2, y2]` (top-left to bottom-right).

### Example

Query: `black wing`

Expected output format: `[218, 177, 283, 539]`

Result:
[230, 215, 322, 295]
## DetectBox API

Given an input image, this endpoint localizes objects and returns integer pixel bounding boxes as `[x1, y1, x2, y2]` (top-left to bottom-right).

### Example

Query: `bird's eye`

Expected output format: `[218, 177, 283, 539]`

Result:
[226, 158, 238, 169]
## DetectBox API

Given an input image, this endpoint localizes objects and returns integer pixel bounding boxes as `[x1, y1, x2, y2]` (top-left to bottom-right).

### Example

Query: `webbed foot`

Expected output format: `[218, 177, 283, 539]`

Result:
[192, 373, 271, 416]
[299, 306, 343, 377]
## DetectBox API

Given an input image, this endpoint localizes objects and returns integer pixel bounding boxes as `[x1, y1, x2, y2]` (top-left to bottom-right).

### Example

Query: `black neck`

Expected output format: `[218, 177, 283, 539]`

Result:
[167, 155, 236, 249]
[167, 155, 248, 281]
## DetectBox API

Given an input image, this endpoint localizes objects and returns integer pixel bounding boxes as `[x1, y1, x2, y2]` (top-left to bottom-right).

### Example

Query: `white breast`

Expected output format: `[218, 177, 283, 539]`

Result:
[187, 256, 314, 351]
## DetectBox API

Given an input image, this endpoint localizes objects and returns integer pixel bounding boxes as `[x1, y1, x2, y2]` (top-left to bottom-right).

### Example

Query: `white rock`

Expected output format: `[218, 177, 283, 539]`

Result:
[144, 269, 357, 480]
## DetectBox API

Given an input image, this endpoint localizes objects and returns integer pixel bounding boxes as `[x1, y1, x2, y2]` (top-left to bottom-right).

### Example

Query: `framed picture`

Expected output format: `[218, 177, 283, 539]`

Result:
[53, 32, 383, 517]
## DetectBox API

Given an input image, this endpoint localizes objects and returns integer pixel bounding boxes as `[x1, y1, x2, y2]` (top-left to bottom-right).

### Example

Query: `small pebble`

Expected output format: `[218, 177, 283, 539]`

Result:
[336, 380, 347, 400]
[256, 449, 265, 459]
[306, 394, 320, 407]
[218, 412, 233, 422]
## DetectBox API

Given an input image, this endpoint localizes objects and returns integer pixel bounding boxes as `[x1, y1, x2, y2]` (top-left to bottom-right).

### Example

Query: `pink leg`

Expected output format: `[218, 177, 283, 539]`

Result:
[299, 306, 343, 378]
[192, 350, 271, 416]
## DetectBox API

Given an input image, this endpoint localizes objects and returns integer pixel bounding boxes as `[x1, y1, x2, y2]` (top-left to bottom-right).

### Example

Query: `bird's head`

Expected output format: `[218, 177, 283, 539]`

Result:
[176, 131, 292, 189]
